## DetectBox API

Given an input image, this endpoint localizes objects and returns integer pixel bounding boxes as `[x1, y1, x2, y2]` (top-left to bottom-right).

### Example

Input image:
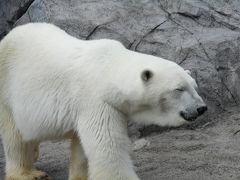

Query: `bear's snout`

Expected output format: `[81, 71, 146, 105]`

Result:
[180, 111, 197, 122]
[180, 104, 207, 122]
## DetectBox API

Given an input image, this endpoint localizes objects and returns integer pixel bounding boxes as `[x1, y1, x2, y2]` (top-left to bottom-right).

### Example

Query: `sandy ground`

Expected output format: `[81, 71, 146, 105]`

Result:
[1, 108, 240, 180]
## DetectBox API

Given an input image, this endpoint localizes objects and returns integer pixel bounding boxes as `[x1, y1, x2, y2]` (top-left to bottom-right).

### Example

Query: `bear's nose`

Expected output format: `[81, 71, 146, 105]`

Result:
[197, 106, 208, 116]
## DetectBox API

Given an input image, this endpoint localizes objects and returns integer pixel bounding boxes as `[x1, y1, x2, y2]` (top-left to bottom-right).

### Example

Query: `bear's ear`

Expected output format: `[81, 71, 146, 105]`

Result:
[141, 69, 153, 82]
[185, 70, 191, 75]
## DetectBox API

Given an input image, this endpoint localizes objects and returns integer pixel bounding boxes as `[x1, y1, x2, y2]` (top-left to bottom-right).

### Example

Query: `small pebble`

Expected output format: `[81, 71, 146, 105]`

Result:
[133, 138, 150, 151]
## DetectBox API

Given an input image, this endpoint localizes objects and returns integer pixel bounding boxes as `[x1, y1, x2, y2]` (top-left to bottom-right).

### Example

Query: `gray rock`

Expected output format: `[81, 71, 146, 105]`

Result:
[1, 1, 240, 180]
[133, 138, 150, 151]
[1, 0, 240, 143]
[2, 0, 238, 111]
[0, 0, 34, 39]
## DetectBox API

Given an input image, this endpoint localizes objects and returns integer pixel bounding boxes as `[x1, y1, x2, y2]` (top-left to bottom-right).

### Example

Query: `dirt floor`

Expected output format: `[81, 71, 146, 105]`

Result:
[1, 108, 240, 180]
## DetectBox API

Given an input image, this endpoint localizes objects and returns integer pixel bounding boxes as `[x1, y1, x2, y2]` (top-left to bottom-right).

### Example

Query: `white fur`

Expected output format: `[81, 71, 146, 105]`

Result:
[0, 23, 204, 180]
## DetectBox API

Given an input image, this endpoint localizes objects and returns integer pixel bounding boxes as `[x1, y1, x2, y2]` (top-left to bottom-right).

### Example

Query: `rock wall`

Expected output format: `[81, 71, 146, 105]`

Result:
[1, 0, 240, 110]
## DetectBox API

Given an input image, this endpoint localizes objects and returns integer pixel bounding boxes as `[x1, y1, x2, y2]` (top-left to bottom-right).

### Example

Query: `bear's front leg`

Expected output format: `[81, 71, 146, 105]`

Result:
[77, 104, 140, 180]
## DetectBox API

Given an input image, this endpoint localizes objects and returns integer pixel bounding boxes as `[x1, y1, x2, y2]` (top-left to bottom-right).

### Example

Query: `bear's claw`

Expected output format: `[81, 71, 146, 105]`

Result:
[6, 170, 52, 180]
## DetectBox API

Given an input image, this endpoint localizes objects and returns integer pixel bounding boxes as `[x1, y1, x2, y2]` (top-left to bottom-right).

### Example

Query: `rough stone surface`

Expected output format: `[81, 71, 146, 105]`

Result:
[0, 0, 34, 38]
[1, 0, 239, 110]
[1, 0, 240, 180]
[133, 138, 150, 151]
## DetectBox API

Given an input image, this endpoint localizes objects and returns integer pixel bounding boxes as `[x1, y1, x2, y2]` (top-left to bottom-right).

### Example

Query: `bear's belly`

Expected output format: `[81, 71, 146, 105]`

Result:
[15, 117, 75, 141]
[20, 123, 74, 141]
[13, 106, 76, 141]
[8, 87, 77, 141]
[16, 119, 75, 141]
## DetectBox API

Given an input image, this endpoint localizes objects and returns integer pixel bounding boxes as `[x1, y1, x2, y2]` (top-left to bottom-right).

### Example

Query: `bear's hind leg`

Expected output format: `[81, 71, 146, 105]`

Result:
[69, 134, 88, 180]
[1, 120, 51, 180]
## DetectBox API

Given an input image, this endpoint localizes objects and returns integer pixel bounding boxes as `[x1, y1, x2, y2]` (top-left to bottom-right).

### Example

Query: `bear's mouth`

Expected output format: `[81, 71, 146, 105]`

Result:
[179, 111, 197, 122]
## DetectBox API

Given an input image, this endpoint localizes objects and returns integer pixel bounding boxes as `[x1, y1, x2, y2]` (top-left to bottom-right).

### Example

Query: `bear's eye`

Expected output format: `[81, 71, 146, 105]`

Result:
[175, 88, 184, 92]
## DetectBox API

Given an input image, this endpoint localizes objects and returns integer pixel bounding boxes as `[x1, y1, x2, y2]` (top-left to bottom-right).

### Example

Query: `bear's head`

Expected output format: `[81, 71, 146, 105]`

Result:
[105, 50, 208, 127]
[125, 58, 207, 127]
[103, 48, 207, 127]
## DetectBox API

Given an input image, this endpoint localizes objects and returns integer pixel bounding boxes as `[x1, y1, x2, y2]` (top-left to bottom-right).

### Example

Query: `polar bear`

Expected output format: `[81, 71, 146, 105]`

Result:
[0, 23, 207, 180]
